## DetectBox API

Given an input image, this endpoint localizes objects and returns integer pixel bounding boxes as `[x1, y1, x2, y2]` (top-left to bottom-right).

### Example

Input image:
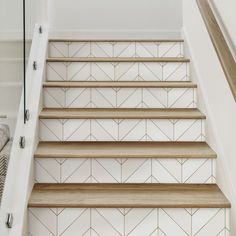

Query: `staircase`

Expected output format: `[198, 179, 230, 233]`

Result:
[28, 40, 230, 235]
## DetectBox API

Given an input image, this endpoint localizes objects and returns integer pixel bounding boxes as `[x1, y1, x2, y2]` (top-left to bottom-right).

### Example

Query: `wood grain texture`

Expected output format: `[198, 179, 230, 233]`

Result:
[197, 0, 236, 101]
[39, 108, 206, 119]
[49, 39, 184, 43]
[46, 57, 190, 63]
[28, 183, 230, 208]
[43, 81, 197, 88]
[35, 141, 216, 159]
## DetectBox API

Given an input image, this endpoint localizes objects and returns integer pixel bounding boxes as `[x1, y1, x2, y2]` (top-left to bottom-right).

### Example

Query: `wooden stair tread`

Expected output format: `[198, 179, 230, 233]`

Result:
[49, 39, 184, 43]
[39, 108, 205, 119]
[47, 57, 190, 63]
[35, 141, 216, 159]
[43, 81, 197, 88]
[28, 184, 230, 208]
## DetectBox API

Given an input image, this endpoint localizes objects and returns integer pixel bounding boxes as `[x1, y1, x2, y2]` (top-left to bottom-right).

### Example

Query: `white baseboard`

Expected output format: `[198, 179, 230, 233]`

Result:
[49, 29, 182, 39]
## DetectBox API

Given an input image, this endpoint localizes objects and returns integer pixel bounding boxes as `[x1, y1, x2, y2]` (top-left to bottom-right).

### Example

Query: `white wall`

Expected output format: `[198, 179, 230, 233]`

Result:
[49, 0, 183, 38]
[182, 0, 236, 234]
[0, 0, 42, 39]
[0, 0, 42, 133]
[0, 0, 22, 38]
[212, 0, 236, 50]
[0, 41, 31, 135]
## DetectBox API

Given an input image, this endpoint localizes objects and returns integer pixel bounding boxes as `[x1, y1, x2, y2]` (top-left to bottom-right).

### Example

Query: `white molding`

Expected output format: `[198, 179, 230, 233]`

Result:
[49, 29, 182, 40]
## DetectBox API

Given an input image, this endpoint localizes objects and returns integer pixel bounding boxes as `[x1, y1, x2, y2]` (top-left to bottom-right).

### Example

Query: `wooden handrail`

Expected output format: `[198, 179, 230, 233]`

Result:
[196, 0, 236, 101]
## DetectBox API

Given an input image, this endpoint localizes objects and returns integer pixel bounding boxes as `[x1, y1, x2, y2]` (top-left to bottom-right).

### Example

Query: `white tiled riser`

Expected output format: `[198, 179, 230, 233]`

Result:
[44, 87, 197, 109]
[28, 208, 230, 236]
[39, 119, 205, 142]
[47, 62, 189, 82]
[35, 158, 216, 184]
[48, 41, 184, 58]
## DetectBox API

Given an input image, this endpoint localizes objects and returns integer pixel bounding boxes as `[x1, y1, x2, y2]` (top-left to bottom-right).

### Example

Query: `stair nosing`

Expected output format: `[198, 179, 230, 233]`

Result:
[39, 108, 206, 120]
[28, 183, 231, 209]
[43, 81, 197, 88]
[46, 57, 190, 63]
[34, 141, 217, 159]
[49, 39, 184, 43]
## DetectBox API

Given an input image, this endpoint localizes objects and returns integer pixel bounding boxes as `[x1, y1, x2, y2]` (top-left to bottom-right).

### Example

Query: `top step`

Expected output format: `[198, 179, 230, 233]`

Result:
[48, 39, 184, 58]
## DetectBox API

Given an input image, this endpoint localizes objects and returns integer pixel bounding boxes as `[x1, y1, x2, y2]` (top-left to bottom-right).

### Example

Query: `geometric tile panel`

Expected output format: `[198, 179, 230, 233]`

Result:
[47, 62, 190, 82]
[39, 119, 205, 142]
[48, 41, 184, 58]
[28, 208, 230, 236]
[44, 87, 197, 109]
[34, 158, 216, 184]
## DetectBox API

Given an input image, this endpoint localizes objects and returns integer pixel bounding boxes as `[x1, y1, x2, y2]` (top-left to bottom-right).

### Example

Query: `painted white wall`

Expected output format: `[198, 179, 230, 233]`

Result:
[0, 41, 31, 135]
[49, 0, 183, 38]
[212, 0, 236, 50]
[0, 0, 182, 133]
[0, 0, 23, 37]
[1, 0, 183, 39]
[182, 0, 236, 234]
[0, 0, 44, 133]
[0, 0, 46, 39]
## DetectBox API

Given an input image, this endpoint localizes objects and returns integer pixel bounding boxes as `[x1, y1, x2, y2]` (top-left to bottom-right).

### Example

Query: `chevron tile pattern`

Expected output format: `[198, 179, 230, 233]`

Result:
[28, 208, 230, 236]
[47, 62, 190, 82]
[48, 41, 184, 58]
[29, 38, 231, 235]
[34, 157, 216, 184]
[43, 87, 197, 108]
[39, 119, 205, 142]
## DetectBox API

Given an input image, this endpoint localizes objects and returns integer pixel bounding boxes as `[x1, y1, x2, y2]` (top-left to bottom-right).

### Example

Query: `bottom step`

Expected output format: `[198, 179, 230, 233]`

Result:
[28, 184, 230, 236]
[29, 184, 230, 208]
[29, 207, 230, 236]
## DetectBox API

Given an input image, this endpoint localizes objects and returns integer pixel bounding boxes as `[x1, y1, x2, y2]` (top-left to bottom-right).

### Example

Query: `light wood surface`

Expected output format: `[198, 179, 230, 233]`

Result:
[43, 81, 197, 88]
[49, 39, 184, 43]
[35, 141, 216, 159]
[47, 57, 190, 63]
[28, 183, 230, 208]
[197, 0, 236, 101]
[39, 108, 206, 119]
